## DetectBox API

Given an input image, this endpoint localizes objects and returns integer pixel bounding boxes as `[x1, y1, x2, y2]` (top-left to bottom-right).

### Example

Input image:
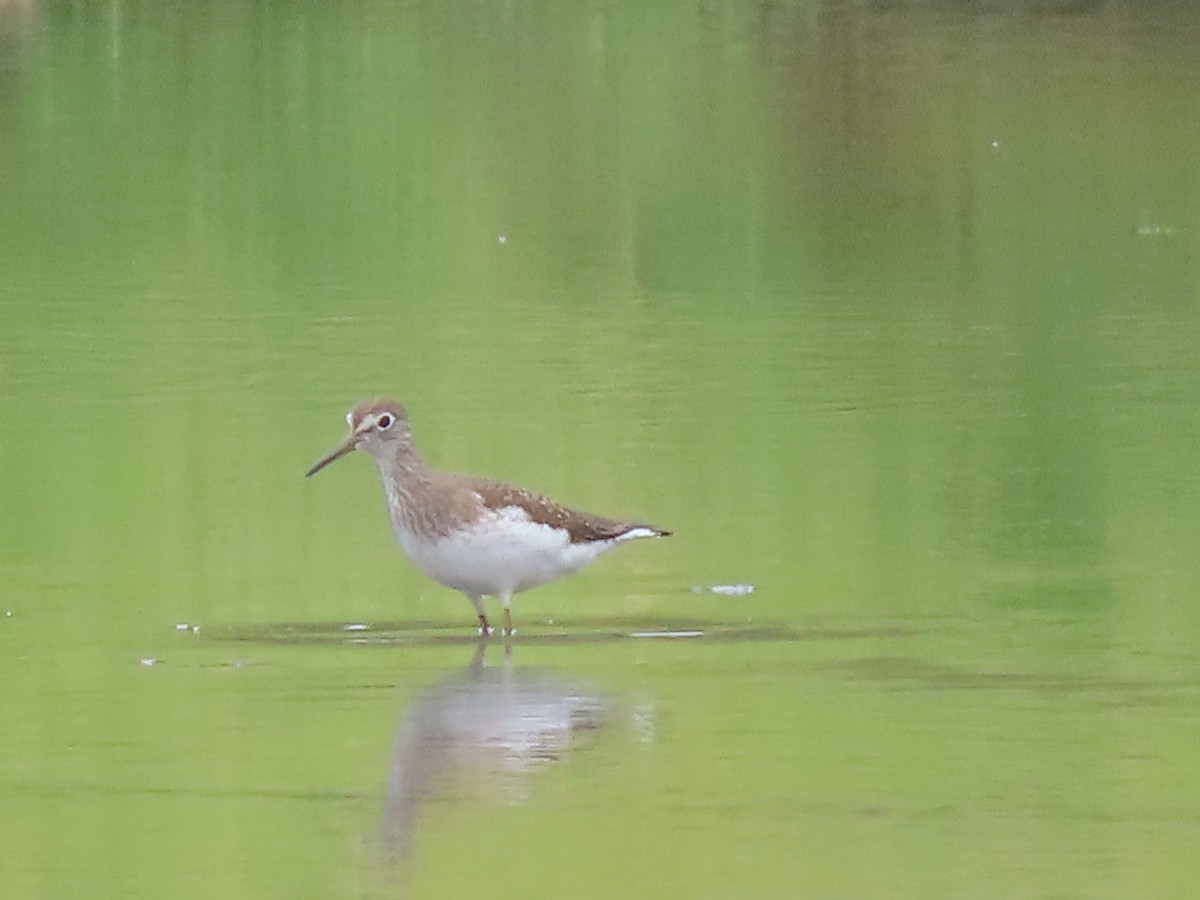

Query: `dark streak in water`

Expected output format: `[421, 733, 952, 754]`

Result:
[829, 655, 1200, 698]
[207, 618, 928, 647]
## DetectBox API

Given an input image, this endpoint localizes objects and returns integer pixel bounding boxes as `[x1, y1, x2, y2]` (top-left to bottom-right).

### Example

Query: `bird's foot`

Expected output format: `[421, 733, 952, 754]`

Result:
[477, 615, 494, 637]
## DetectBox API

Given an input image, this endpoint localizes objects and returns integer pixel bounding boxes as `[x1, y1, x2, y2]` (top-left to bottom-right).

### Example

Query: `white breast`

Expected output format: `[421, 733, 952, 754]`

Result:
[391, 505, 617, 598]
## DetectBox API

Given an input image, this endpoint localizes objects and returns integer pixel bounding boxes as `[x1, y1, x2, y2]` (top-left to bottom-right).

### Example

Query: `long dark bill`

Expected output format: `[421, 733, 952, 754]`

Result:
[305, 434, 359, 477]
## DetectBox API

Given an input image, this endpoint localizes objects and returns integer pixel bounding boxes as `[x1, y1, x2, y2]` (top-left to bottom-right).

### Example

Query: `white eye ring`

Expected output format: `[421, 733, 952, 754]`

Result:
[376, 412, 395, 430]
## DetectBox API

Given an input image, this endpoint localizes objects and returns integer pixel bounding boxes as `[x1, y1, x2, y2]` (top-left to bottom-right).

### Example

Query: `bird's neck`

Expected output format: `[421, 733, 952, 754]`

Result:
[373, 441, 445, 538]
[374, 440, 431, 495]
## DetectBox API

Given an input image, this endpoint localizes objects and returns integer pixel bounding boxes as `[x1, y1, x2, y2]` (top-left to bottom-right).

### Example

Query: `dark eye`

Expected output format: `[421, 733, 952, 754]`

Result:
[377, 412, 394, 430]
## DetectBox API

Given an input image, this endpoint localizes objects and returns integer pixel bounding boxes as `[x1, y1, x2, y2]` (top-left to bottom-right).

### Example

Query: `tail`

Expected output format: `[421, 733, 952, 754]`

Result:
[613, 524, 671, 542]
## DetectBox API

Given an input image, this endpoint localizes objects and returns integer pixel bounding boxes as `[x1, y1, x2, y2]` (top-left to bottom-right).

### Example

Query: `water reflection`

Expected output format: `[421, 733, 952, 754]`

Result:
[0, 0, 36, 86]
[375, 639, 610, 881]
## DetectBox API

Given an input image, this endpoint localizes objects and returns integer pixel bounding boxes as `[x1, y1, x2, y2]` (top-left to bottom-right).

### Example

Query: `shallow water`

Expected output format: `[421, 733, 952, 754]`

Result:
[4, 0, 1200, 897]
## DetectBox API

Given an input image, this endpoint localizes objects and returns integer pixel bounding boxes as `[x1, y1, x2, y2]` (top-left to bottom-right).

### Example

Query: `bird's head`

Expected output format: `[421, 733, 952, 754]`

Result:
[306, 398, 411, 476]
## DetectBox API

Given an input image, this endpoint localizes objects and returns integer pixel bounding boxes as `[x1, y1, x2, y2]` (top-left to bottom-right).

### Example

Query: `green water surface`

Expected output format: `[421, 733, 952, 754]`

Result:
[3, 1, 1200, 897]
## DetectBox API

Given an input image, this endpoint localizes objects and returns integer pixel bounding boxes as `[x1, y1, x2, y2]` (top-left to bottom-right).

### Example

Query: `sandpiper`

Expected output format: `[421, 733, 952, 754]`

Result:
[306, 399, 671, 634]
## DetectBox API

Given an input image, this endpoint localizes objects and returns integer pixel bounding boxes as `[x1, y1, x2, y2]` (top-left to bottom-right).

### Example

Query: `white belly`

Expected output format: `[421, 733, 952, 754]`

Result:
[391, 507, 616, 598]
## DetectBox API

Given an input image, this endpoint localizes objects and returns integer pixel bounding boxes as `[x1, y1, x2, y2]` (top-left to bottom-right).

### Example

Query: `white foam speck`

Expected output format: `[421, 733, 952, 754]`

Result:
[710, 584, 755, 596]
[630, 630, 705, 639]
[690, 583, 755, 596]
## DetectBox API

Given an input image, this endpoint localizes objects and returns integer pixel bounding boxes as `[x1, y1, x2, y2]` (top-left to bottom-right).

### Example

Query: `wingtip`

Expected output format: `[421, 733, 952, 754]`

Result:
[615, 524, 672, 542]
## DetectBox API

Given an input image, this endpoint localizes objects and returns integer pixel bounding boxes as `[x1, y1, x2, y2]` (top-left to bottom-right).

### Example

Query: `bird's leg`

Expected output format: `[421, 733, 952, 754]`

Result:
[467, 593, 492, 636]
[500, 591, 515, 636]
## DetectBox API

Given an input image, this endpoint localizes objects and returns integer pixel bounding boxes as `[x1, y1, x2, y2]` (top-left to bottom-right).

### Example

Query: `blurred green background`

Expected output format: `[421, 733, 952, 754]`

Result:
[3, 0, 1200, 897]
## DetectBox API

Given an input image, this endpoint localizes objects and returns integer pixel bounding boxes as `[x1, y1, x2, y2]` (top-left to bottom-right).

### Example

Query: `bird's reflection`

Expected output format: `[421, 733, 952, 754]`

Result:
[376, 637, 610, 872]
